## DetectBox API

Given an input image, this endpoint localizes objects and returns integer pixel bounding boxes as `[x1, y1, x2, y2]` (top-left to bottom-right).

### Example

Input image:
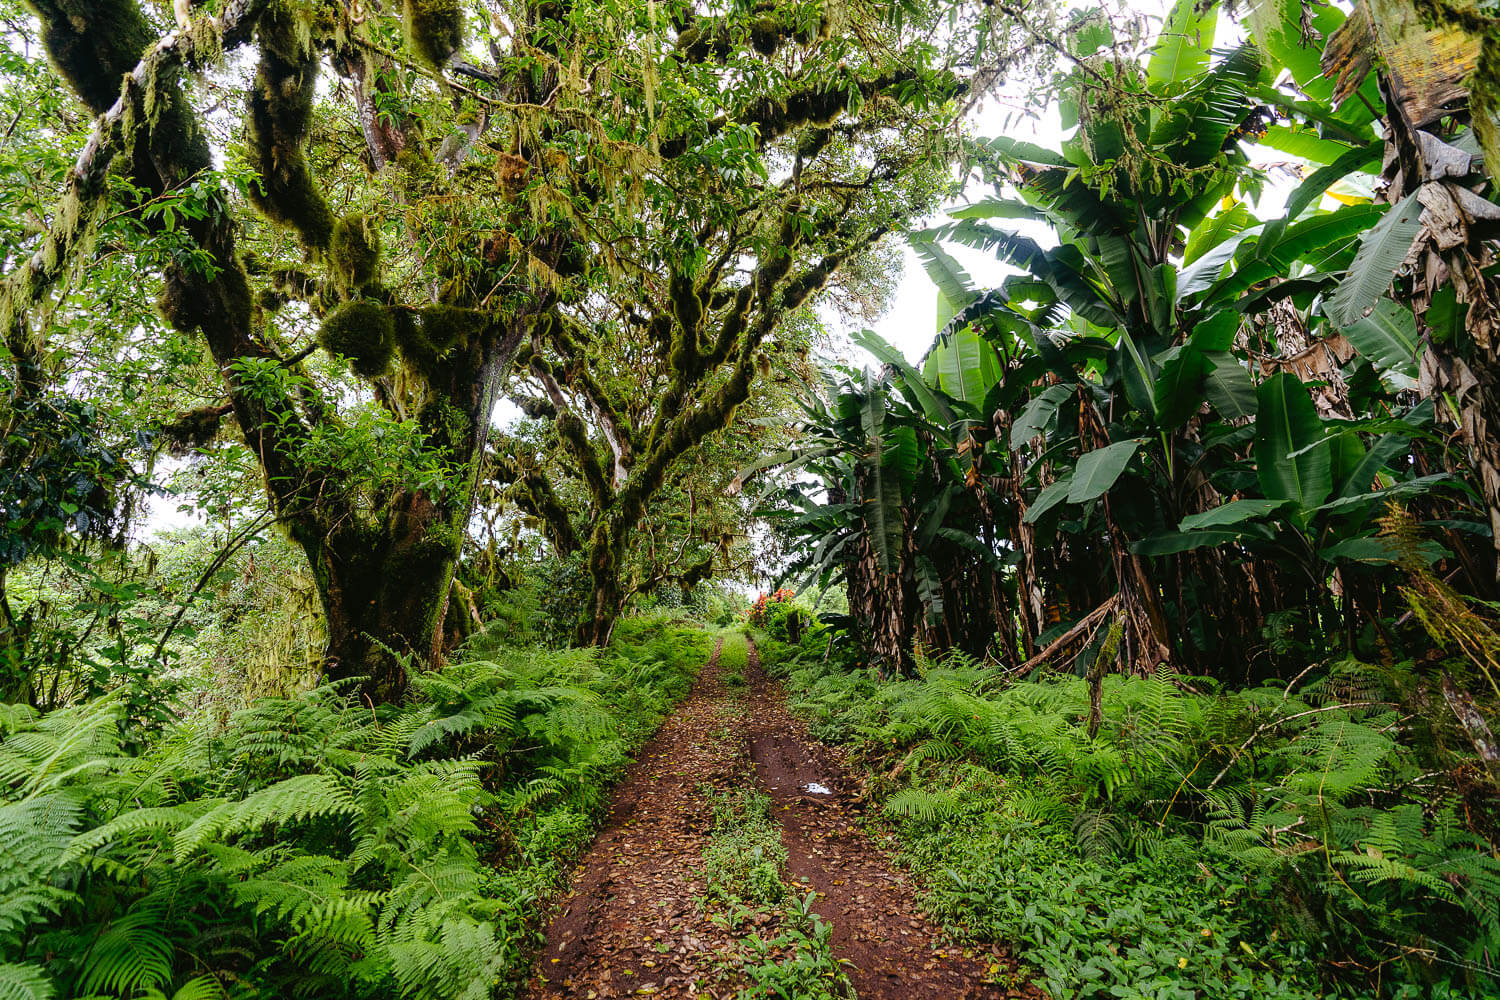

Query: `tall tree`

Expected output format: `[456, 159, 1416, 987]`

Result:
[2, 0, 1034, 697]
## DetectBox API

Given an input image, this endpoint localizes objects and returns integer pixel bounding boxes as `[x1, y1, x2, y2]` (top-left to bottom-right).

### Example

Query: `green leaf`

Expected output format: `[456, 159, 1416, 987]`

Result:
[1148, 0, 1217, 89]
[985, 135, 1071, 168]
[950, 199, 1045, 222]
[1010, 384, 1075, 451]
[1338, 298, 1420, 375]
[1254, 372, 1332, 518]
[1180, 498, 1290, 530]
[1024, 476, 1074, 524]
[1185, 203, 1252, 265]
[914, 555, 944, 621]
[923, 326, 1002, 408]
[853, 328, 955, 427]
[0, 964, 54, 1000]
[1132, 525, 1273, 556]
[884, 425, 920, 492]
[1282, 141, 1383, 219]
[1314, 473, 1454, 515]
[1178, 225, 1263, 299]
[912, 240, 977, 329]
[1116, 330, 1158, 419]
[1335, 400, 1433, 498]
[1204, 355, 1258, 419]
[863, 455, 905, 575]
[1153, 346, 1211, 429]
[1204, 204, 1382, 308]
[1068, 440, 1138, 503]
[1257, 124, 1361, 165]
[1317, 536, 1444, 565]
[1325, 193, 1424, 327]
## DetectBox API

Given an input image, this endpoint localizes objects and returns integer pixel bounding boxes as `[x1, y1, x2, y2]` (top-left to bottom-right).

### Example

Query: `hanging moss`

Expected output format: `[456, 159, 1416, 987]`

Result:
[329, 214, 382, 297]
[319, 299, 396, 377]
[245, 5, 335, 249]
[796, 127, 833, 161]
[393, 305, 485, 376]
[157, 265, 211, 332]
[402, 0, 465, 71]
[158, 403, 231, 456]
[420, 305, 483, 353]
[749, 17, 781, 56]
[29, 1, 156, 112]
[784, 86, 844, 127]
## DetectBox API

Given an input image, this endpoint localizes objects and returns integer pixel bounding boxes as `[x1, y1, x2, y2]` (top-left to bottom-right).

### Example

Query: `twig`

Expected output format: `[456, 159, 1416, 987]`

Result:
[147, 513, 274, 666]
[1011, 595, 1117, 676]
[1205, 702, 1388, 792]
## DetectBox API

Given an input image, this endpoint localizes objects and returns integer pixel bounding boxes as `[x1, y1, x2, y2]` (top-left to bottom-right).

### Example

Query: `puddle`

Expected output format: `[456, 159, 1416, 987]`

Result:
[803, 782, 833, 795]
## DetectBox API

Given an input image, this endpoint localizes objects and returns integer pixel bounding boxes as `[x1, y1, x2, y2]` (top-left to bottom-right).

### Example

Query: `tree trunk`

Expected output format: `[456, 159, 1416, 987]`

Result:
[298, 491, 460, 703]
[579, 528, 626, 647]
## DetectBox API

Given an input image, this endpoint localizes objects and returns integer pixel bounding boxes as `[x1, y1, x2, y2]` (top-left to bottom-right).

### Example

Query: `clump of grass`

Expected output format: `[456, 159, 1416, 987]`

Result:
[700, 785, 788, 906]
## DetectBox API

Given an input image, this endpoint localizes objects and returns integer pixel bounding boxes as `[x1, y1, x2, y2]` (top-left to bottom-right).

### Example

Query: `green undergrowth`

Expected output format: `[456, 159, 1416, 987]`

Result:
[0, 613, 710, 1000]
[717, 630, 750, 687]
[697, 785, 852, 1000]
[756, 633, 1500, 1000]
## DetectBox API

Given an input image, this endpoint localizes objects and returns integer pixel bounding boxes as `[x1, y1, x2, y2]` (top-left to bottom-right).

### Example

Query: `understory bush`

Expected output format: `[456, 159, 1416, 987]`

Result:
[762, 642, 1500, 998]
[0, 614, 710, 1000]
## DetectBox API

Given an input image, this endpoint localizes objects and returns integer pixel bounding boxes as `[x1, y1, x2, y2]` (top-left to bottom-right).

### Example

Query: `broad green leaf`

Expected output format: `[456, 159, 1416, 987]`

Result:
[1116, 330, 1158, 419]
[1204, 354, 1258, 419]
[936, 527, 1008, 572]
[1314, 473, 1454, 514]
[884, 425, 920, 492]
[853, 328, 955, 427]
[1184, 202, 1251, 265]
[1148, 0, 1217, 89]
[1010, 383, 1075, 451]
[1023, 476, 1074, 524]
[1317, 536, 1445, 565]
[923, 326, 1002, 409]
[1178, 224, 1263, 299]
[1180, 498, 1291, 530]
[985, 135, 1071, 168]
[1068, 440, 1138, 503]
[1153, 346, 1211, 429]
[1325, 193, 1424, 327]
[1254, 372, 1332, 519]
[863, 455, 905, 575]
[950, 199, 1045, 222]
[1282, 141, 1383, 219]
[1256, 124, 1360, 165]
[1338, 298, 1420, 375]
[1204, 203, 1382, 307]
[1190, 310, 1242, 352]
[912, 240, 977, 329]
[914, 554, 944, 621]
[1132, 524, 1274, 556]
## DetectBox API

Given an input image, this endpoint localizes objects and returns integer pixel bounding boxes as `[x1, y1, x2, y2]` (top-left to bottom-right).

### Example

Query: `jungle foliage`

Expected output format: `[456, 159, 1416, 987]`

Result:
[757, 622, 1500, 997]
[0, 613, 710, 1000]
[764, 0, 1498, 687]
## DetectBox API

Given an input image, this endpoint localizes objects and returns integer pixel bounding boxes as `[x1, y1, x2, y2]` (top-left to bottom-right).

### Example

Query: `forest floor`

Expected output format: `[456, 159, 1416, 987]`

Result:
[523, 634, 1031, 999]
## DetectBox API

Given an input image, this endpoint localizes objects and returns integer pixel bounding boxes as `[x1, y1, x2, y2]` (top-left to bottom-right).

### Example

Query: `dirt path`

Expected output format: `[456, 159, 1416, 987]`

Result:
[524, 634, 1026, 1000]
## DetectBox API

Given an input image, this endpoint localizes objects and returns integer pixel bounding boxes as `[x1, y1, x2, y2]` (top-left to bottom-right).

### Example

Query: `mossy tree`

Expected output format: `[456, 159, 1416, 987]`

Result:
[473, 0, 1034, 645]
[6, 0, 1038, 694]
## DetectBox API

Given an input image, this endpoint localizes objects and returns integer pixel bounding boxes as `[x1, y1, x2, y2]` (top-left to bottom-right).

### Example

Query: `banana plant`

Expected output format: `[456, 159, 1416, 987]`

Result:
[903, 0, 1473, 674]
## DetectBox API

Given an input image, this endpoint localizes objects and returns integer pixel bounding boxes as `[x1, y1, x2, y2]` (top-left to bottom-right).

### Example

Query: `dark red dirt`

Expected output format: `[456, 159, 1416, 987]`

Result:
[523, 634, 1032, 1000]
[742, 639, 1023, 1000]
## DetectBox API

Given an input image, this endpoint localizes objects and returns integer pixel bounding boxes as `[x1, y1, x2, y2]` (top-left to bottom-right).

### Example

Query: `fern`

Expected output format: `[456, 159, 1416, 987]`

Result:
[884, 787, 962, 823]
[0, 965, 53, 1000]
